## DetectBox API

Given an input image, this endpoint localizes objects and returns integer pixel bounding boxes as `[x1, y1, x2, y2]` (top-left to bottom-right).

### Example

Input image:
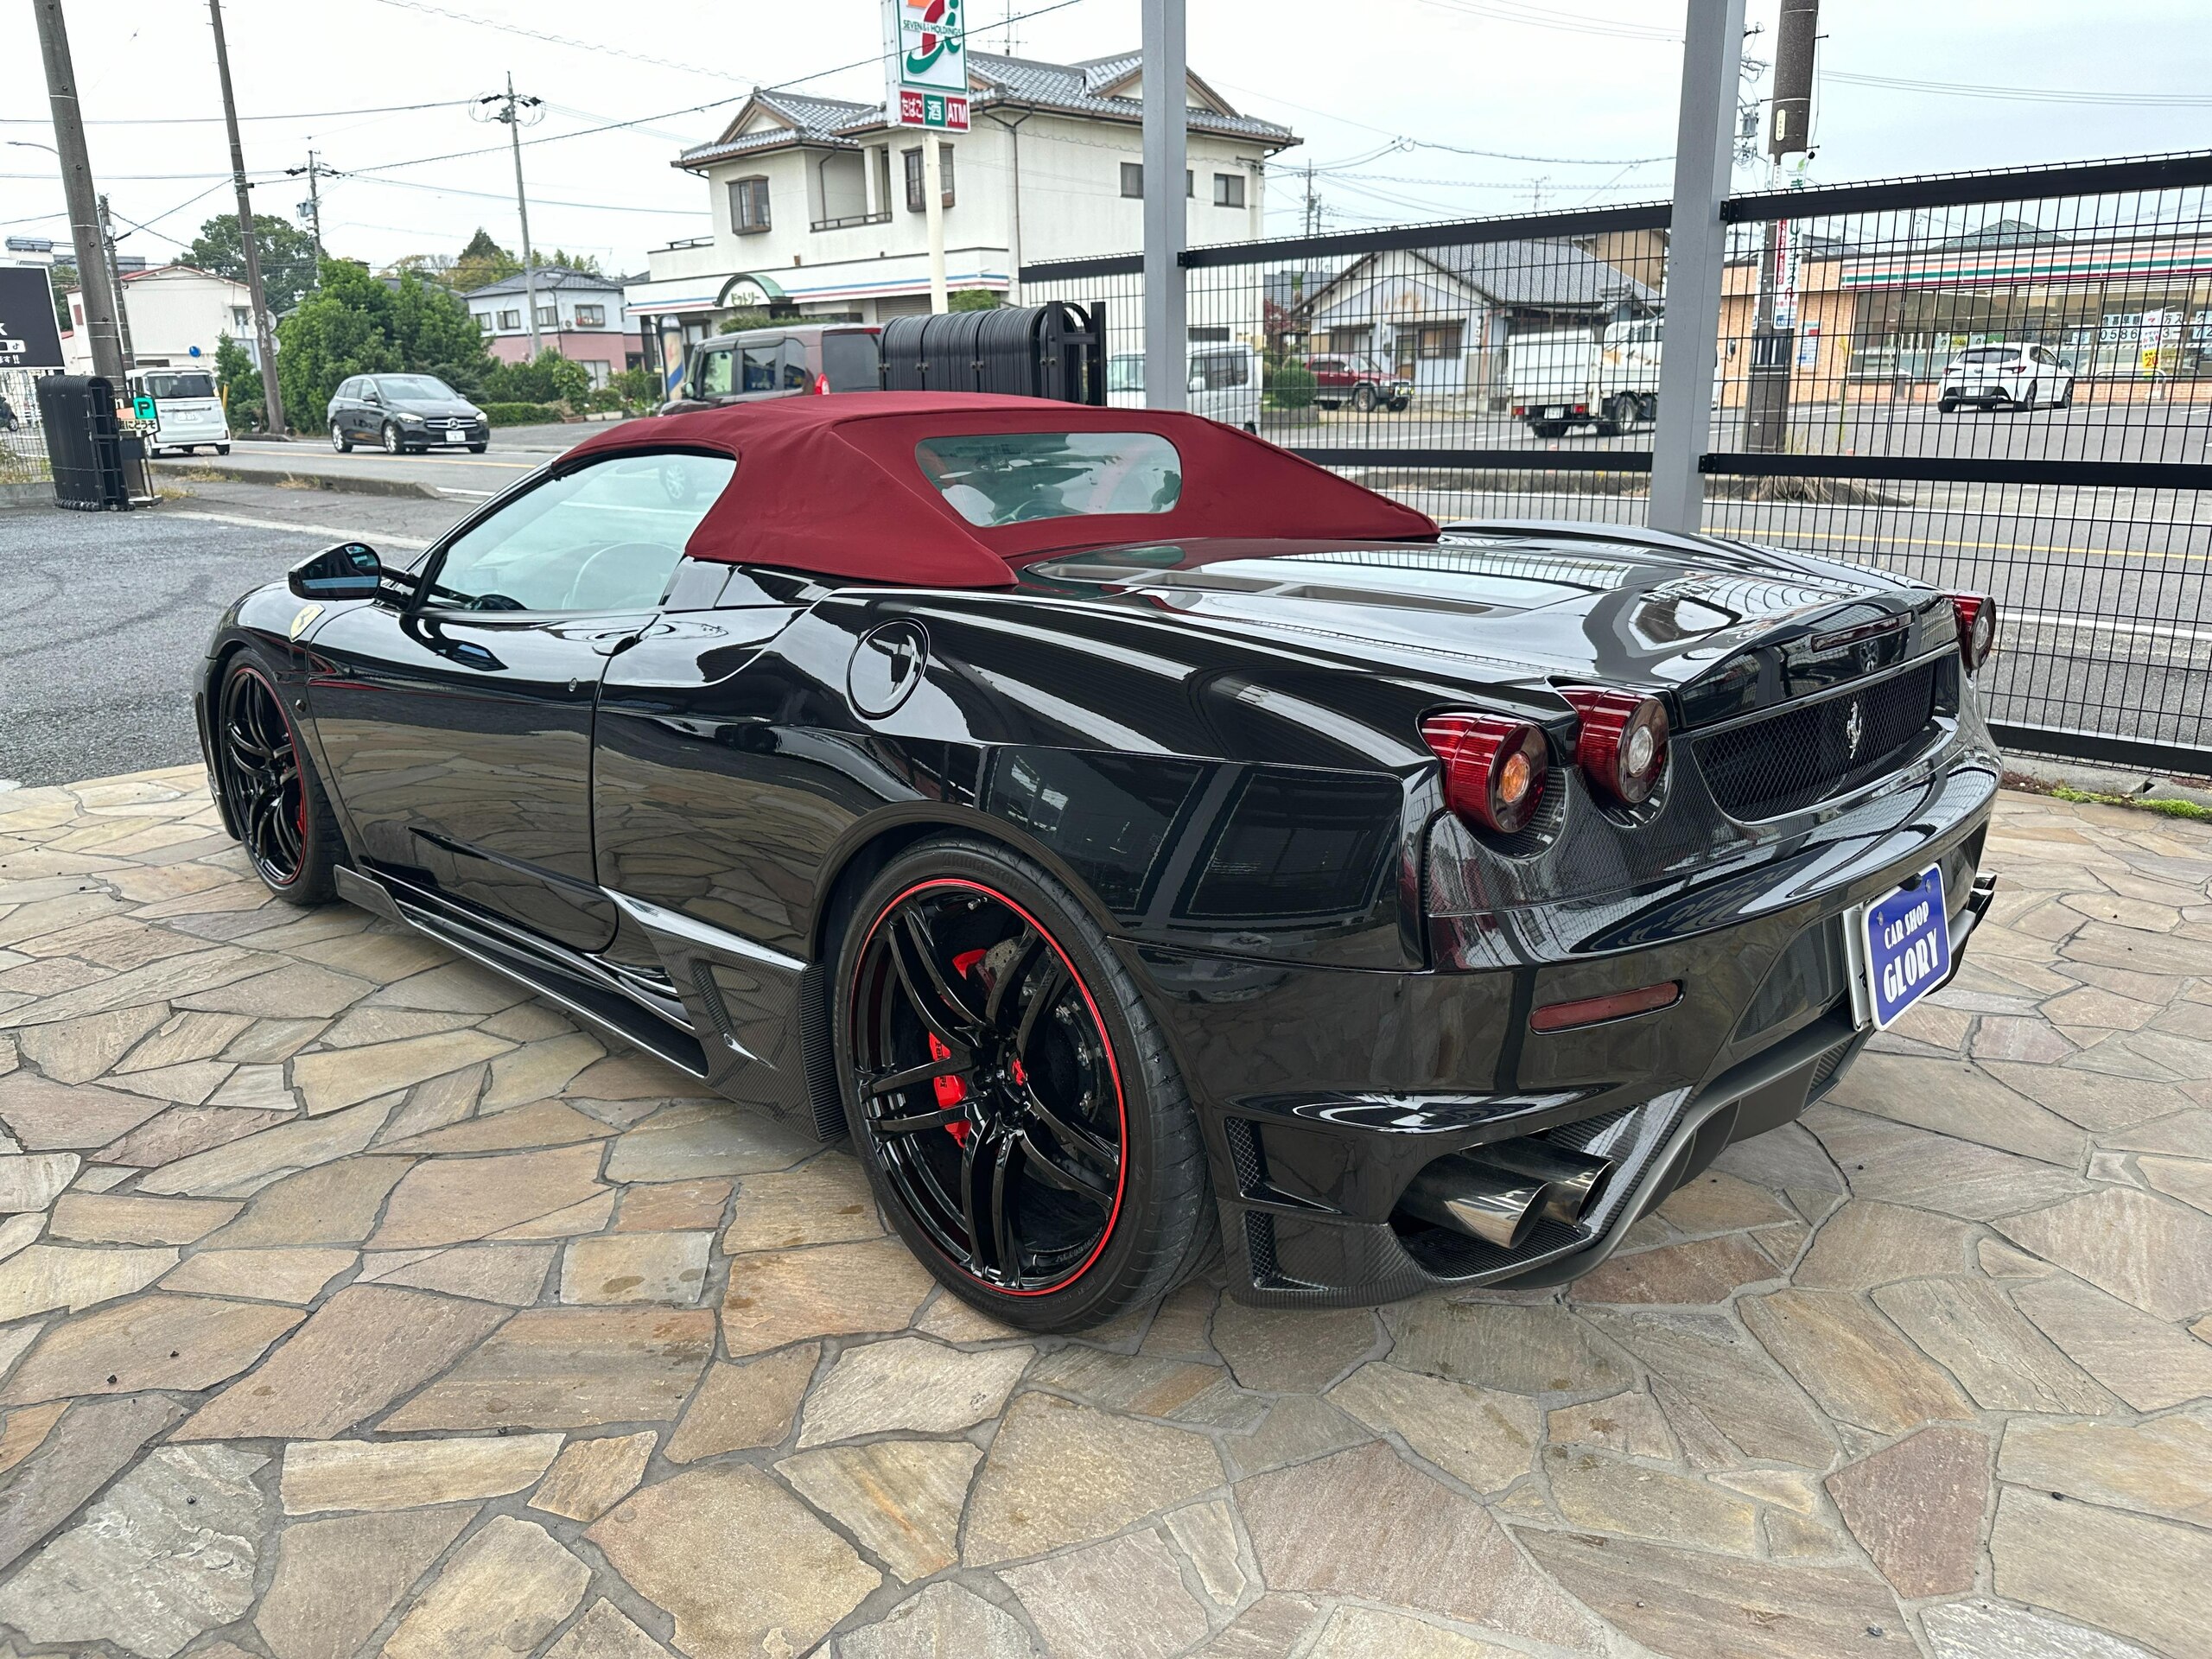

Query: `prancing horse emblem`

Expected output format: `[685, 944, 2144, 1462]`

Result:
[1843, 699, 1866, 759]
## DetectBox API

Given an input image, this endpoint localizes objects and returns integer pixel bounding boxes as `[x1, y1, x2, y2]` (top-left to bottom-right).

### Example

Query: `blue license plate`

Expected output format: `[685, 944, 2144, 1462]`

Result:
[1861, 865, 1951, 1028]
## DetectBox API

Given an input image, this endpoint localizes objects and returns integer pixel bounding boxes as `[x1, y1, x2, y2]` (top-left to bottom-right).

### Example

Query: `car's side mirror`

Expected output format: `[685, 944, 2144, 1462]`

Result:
[289, 542, 384, 601]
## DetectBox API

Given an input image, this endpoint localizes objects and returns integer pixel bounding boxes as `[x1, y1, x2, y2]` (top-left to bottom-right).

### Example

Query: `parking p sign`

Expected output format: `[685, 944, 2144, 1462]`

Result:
[0, 266, 66, 370]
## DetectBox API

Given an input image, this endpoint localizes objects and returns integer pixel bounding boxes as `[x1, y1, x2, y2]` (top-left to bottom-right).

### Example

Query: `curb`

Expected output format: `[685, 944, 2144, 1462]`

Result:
[145, 461, 443, 501]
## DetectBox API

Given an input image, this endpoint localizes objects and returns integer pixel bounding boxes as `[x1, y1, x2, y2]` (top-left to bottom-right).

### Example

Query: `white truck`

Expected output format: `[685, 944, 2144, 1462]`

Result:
[1505, 318, 1662, 437]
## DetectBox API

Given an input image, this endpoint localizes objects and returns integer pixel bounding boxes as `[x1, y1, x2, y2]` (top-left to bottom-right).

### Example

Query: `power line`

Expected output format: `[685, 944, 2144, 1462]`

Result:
[1824, 70, 2212, 108]
[0, 98, 475, 126]
[1414, 0, 1679, 43]
[363, 0, 750, 85]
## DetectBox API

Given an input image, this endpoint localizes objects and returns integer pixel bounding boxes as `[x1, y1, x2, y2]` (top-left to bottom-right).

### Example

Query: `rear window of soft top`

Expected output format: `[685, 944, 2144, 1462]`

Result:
[914, 432, 1183, 527]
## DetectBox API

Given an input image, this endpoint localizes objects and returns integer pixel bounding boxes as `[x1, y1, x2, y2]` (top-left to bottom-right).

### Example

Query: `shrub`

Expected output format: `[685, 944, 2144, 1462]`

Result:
[949, 289, 1001, 312]
[1266, 359, 1317, 410]
[480, 351, 590, 409]
[606, 367, 663, 411]
[480, 401, 563, 427]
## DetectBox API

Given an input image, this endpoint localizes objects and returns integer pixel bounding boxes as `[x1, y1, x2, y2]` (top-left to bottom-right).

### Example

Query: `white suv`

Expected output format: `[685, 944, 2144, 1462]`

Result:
[1938, 344, 2075, 412]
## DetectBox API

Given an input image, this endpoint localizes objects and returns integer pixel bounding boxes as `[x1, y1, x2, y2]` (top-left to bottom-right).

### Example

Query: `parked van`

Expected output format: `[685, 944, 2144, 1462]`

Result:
[1105, 344, 1260, 430]
[130, 366, 231, 457]
[662, 324, 882, 414]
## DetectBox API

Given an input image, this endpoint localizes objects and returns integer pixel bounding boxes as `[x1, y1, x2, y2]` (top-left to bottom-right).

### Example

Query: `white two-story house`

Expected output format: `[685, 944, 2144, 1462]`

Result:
[624, 50, 1297, 382]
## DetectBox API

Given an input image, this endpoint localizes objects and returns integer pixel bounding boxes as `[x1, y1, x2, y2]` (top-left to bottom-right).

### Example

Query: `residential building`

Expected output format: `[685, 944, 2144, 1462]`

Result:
[60, 264, 262, 372]
[4, 236, 56, 267]
[464, 265, 643, 386]
[1299, 240, 1658, 399]
[625, 50, 1297, 385]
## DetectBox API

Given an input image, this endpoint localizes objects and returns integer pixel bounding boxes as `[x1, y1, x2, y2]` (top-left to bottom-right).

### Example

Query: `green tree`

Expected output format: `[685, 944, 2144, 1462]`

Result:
[948, 288, 1001, 311]
[274, 258, 399, 424]
[213, 334, 263, 430]
[188, 213, 321, 313]
[49, 262, 77, 334]
[541, 249, 603, 276]
[391, 270, 495, 395]
[482, 349, 588, 407]
[715, 308, 778, 335]
[451, 228, 520, 292]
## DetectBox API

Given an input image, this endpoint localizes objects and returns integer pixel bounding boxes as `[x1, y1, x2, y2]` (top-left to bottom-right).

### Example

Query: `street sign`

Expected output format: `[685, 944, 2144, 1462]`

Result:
[0, 266, 66, 370]
[887, 0, 969, 130]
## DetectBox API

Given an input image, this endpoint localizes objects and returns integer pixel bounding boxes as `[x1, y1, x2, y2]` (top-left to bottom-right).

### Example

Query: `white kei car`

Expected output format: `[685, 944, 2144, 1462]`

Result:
[1937, 344, 2076, 412]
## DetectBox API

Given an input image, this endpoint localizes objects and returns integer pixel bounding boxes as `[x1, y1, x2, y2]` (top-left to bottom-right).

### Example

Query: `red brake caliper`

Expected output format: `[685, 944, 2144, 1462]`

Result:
[931, 947, 992, 1147]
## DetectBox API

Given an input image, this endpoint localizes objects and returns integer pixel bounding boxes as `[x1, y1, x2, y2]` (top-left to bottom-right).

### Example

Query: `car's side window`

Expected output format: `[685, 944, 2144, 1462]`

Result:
[697, 348, 733, 399]
[740, 341, 782, 393]
[420, 452, 738, 615]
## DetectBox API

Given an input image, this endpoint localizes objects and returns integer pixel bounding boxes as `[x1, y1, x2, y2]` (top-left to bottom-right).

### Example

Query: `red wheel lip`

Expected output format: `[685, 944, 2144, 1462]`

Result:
[853, 875, 1130, 1298]
[224, 662, 306, 890]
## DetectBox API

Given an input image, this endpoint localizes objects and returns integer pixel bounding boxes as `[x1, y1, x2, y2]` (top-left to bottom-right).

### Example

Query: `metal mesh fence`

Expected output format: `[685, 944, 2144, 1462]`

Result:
[1019, 152, 2212, 769]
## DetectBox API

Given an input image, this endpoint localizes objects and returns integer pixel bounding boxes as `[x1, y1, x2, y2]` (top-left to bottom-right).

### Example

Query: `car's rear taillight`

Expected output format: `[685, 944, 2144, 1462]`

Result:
[1948, 593, 1997, 670]
[1560, 689, 1669, 806]
[1421, 713, 1549, 836]
[813, 373, 830, 395]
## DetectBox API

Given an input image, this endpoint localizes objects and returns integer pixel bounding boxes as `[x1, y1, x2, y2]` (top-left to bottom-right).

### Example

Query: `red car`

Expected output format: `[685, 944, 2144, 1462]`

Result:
[1304, 354, 1412, 412]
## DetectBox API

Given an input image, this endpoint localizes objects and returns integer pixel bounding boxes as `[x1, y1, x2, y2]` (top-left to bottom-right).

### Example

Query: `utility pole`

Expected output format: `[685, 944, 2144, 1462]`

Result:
[922, 138, 950, 314]
[31, 0, 124, 382]
[1746, 0, 1816, 453]
[1302, 161, 1319, 238]
[1648, 0, 1749, 536]
[97, 194, 136, 370]
[208, 0, 284, 434]
[487, 75, 544, 360]
[286, 150, 328, 264]
[1141, 0, 1187, 411]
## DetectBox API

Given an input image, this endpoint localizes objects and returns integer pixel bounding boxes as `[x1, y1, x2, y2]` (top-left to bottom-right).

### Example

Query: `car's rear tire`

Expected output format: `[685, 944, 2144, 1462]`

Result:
[835, 836, 1216, 1332]
[216, 444, 231, 455]
[1938, 396, 1960, 413]
[212, 650, 344, 906]
[381, 422, 403, 455]
[331, 423, 352, 453]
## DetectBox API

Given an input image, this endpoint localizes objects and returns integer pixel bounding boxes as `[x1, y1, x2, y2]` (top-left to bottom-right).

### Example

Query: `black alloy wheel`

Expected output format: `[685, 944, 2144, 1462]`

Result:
[382, 421, 404, 455]
[836, 840, 1215, 1329]
[217, 664, 308, 890]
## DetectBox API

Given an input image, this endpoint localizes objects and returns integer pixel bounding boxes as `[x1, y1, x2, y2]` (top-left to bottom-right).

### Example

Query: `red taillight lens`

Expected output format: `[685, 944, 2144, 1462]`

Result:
[1530, 981, 1681, 1032]
[1948, 593, 1997, 670]
[813, 373, 830, 395]
[1421, 713, 1549, 836]
[1560, 689, 1669, 806]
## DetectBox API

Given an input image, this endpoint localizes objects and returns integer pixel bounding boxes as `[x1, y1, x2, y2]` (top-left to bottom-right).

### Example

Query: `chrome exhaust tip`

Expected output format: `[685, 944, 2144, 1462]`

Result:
[1401, 1157, 1553, 1250]
[1466, 1139, 1614, 1225]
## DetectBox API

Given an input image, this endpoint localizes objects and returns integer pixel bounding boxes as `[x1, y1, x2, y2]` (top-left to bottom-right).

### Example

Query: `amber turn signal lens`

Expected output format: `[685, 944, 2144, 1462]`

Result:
[1529, 980, 1682, 1033]
[1560, 688, 1669, 807]
[1948, 593, 1997, 670]
[1421, 712, 1550, 836]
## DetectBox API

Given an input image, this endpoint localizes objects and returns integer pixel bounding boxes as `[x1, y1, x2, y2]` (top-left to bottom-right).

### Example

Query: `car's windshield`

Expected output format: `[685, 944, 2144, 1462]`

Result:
[142, 372, 215, 399]
[379, 375, 459, 400]
[914, 432, 1183, 527]
[1106, 355, 1144, 394]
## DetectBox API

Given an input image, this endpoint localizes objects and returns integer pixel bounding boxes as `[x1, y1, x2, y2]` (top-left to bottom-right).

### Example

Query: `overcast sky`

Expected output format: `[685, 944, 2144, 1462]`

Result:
[4, 0, 2209, 277]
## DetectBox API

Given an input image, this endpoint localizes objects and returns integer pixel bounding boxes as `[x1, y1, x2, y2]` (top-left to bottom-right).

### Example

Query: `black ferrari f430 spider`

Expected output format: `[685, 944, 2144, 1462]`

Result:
[199, 392, 2001, 1330]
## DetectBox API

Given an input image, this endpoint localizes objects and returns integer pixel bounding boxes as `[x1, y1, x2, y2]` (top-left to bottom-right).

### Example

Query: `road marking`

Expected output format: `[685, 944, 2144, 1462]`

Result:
[163, 510, 430, 550]
[2008, 608, 2212, 647]
[439, 487, 495, 499]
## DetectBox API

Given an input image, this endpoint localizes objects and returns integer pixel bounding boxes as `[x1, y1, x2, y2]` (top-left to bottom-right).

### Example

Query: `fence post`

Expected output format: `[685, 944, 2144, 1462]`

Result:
[1649, 0, 1746, 535]
[1141, 0, 1187, 411]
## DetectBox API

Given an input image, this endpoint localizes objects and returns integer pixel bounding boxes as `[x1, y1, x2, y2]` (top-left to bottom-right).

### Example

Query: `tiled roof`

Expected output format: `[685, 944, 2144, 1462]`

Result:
[676, 51, 1294, 170]
[462, 264, 626, 299]
[1423, 239, 1658, 310]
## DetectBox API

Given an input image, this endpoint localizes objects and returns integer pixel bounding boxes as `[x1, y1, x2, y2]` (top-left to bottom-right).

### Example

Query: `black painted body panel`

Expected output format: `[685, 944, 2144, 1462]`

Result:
[196, 512, 2001, 1306]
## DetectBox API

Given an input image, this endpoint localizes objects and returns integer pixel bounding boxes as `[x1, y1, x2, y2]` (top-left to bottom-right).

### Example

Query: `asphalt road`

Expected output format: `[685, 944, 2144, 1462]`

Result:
[0, 481, 468, 790]
[155, 420, 610, 499]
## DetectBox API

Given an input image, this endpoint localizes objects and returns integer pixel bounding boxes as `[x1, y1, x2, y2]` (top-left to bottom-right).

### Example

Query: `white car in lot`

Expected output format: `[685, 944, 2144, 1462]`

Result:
[1107, 345, 1260, 431]
[1938, 344, 2075, 412]
[130, 367, 232, 455]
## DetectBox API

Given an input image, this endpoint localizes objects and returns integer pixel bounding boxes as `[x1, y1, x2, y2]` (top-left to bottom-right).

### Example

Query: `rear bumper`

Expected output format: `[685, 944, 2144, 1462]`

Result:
[1123, 756, 1999, 1306]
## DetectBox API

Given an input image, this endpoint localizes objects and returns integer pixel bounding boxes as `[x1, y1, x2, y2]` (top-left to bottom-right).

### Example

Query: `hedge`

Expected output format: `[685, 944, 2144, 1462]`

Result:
[480, 402, 563, 427]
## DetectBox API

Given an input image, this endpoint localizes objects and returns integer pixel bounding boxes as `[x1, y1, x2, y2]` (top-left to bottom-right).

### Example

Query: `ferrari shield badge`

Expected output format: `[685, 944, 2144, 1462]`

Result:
[289, 603, 322, 641]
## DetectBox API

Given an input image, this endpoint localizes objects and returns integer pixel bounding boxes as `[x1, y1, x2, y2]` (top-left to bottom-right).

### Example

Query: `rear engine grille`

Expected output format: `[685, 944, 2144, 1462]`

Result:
[1694, 662, 1938, 821]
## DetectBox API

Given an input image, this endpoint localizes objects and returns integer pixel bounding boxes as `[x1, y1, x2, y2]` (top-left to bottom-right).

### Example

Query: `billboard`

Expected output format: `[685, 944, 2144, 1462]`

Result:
[887, 0, 969, 130]
[0, 265, 66, 370]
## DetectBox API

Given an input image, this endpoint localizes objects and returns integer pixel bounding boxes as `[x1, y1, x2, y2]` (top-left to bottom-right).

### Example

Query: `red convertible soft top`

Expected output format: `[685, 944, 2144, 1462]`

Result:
[563, 391, 1437, 588]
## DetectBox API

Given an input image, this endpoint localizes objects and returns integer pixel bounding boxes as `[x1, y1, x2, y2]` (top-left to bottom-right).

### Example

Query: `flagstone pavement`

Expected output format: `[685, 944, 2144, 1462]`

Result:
[1, 767, 2209, 1658]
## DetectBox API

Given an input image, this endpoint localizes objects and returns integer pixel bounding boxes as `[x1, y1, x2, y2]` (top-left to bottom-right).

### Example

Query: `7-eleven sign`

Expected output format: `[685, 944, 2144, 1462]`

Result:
[887, 0, 968, 127]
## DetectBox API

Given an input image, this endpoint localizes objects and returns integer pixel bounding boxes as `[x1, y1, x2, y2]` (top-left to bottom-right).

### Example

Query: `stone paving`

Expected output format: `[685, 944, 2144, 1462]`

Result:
[1, 768, 2209, 1659]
